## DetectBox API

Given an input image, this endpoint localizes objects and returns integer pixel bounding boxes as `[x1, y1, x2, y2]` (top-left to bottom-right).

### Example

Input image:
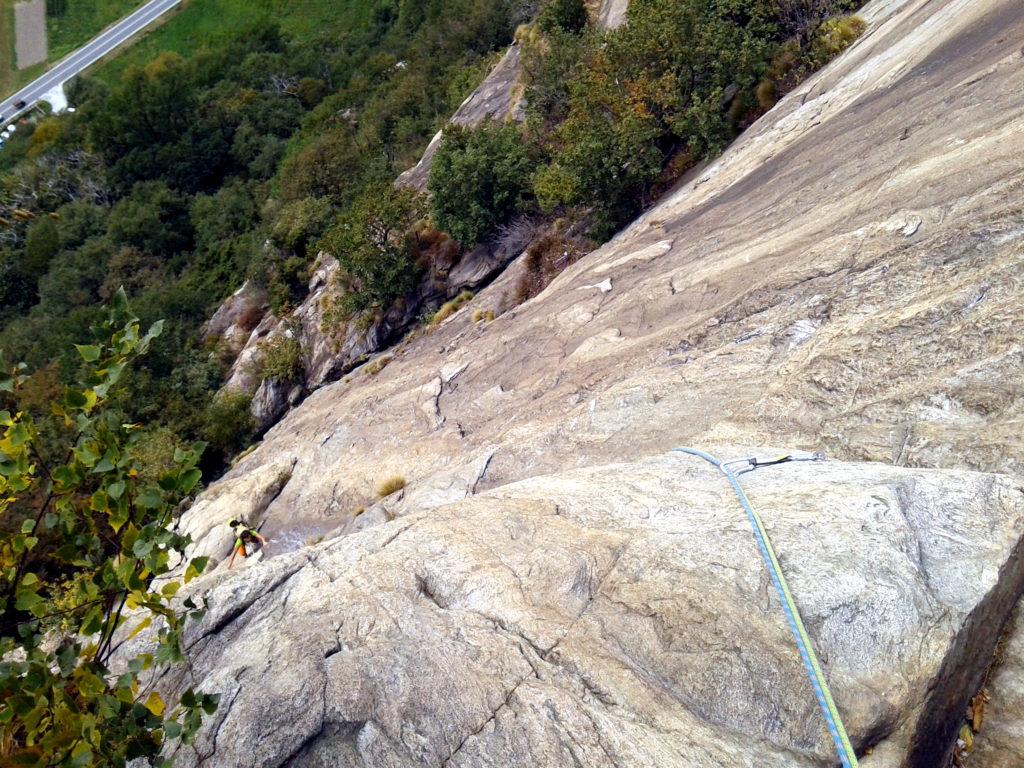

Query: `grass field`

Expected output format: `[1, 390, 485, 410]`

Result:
[97, 0, 377, 82]
[1, 0, 379, 99]
[47, 0, 144, 62]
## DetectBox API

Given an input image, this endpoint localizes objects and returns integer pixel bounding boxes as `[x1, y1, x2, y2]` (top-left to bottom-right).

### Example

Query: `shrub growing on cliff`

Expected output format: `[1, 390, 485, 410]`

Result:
[319, 185, 426, 313]
[202, 390, 256, 455]
[537, 0, 588, 34]
[253, 333, 303, 383]
[376, 475, 407, 498]
[0, 290, 217, 766]
[525, 0, 865, 235]
[429, 122, 534, 246]
[430, 291, 475, 326]
[807, 15, 866, 67]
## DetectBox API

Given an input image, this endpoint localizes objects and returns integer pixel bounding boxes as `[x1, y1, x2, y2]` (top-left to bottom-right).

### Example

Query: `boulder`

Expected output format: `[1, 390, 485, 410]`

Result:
[251, 377, 303, 433]
[153, 455, 1024, 767]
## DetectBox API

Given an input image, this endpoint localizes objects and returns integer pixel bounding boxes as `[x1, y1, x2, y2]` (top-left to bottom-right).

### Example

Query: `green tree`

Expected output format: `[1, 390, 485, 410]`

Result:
[278, 129, 365, 204]
[0, 290, 216, 766]
[429, 122, 533, 245]
[537, 0, 588, 33]
[319, 185, 425, 312]
[21, 217, 61, 278]
[107, 182, 194, 257]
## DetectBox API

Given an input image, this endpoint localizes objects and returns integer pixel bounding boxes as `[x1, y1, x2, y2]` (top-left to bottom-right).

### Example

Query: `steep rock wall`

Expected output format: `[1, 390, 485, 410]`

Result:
[152, 1, 1024, 766]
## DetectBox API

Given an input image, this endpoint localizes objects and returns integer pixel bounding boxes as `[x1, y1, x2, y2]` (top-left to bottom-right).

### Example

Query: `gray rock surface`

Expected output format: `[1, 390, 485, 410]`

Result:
[201, 280, 268, 360]
[154, 0, 1024, 765]
[596, 0, 629, 30]
[156, 457, 1024, 768]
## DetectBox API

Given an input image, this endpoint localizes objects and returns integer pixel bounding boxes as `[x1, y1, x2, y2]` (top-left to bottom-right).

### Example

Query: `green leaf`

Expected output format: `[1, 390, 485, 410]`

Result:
[164, 720, 182, 739]
[179, 468, 202, 494]
[14, 590, 43, 614]
[184, 556, 209, 584]
[107, 480, 126, 500]
[76, 669, 106, 698]
[137, 487, 163, 509]
[201, 693, 220, 715]
[132, 539, 154, 557]
[161, 582, 181, 598]
[20, 519, 35, 533]
[113, 286, 129, 314]
[9, 422, 29, 446]
[74, 344, 102, 362]
[93, 454, 115, 473]
[81, 605, 104, 636]
[143, 319, 165, 344]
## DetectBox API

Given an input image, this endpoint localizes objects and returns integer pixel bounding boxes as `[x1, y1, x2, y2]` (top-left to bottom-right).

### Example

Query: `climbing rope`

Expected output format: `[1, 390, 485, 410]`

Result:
[673, 447, 859, 768]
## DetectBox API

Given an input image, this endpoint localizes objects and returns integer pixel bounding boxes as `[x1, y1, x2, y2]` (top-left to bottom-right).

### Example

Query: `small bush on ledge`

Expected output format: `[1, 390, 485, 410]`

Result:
[430, 291, 475, 326]
[376, 475, 407, 498]
[252, 333, 303, 383]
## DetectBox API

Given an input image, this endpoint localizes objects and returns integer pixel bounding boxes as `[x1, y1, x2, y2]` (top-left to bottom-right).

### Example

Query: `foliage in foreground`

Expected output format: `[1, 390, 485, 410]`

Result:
[0, 290, 216, 766]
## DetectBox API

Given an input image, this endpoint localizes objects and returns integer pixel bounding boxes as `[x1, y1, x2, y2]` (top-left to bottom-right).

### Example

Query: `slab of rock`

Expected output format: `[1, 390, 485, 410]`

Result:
[201, 280, 268, 360]
[155, 455, 1024, 767]
[166, 0, 1024, 764]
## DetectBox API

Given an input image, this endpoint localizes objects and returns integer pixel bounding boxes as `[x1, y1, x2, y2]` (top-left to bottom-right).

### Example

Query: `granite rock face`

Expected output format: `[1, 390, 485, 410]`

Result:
[201, 280, 268, 359]
[155, 0, 1024, 765]
[157, 457, 1024, 768]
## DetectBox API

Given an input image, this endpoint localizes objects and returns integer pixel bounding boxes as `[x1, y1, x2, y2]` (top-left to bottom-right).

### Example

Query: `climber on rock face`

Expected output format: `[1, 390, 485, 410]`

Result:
[227, 518, 268, 568]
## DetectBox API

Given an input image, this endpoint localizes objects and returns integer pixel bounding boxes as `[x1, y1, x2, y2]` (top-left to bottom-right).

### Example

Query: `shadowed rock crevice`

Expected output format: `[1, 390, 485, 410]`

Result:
[906, 530, 1024, 768]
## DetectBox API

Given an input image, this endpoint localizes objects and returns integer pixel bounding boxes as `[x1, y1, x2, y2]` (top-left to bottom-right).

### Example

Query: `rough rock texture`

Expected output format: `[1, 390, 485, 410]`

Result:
[596, 0, 629, 30]
[162, 0, 1024, 765]
[222, 237, 531, 421]
[201, 280, 268, 360]
[223, 311, 280, 394]
[157, 457, 1024, 768]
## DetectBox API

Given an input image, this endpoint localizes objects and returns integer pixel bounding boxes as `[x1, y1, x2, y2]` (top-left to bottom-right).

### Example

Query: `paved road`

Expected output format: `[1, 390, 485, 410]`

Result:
[0, 0, 180, 123]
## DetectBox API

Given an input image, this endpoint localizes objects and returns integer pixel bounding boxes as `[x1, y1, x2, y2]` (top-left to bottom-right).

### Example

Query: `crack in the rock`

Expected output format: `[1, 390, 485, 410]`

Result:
[277, 675, 329, 767]
[417, 573, 447, 609]
[439, 669, 539, 768]
[194, 682, 242, 766]
[185, 560, 308, 651]
[575, 705, 624, 768]
[470, 452, 494, 495]
[543, 541, 630, 659]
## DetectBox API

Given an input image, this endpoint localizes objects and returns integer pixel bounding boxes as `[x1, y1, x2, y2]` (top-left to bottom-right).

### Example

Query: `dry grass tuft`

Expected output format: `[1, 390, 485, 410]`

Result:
[376, 475, 407, 498]
[512, 234, 586, 305]
[472, 309, 496, 324]
[364, 355, 392, 376]
[430, 291, 474, 326]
